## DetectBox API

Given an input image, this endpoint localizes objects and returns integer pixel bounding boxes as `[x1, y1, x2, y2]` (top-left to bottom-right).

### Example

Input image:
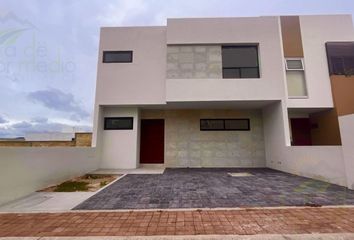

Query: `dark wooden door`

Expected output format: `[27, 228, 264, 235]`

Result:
[291, 118, 312, 146]
[140, 119, 164, 164]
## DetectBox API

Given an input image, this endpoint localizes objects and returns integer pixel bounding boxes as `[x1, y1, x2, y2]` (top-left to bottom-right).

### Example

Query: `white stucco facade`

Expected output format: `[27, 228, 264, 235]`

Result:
[95, 27, 167, 105]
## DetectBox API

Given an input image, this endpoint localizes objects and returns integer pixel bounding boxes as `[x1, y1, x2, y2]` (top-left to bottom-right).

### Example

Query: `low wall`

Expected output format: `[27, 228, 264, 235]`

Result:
[75, 133, 93, 146]
[276, 146, 346, 186]
[0, 147, 99, 206]
[0, 133, 92, 147]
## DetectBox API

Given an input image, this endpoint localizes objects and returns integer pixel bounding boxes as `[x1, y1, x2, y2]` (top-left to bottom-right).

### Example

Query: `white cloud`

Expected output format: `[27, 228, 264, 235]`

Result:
[97, 0, 148, 26]
[0, 115, 8, 124]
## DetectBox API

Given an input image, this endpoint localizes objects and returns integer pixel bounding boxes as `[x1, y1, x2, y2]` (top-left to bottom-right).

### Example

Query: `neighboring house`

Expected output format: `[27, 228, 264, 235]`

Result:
[92, 15, 354, 188]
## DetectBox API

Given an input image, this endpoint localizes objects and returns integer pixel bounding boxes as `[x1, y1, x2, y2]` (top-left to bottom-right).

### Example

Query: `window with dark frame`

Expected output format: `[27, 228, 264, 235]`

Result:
[200, 119, 250, 131]
[326, 42, 354, 76]
[222, 46, 260, 79]
[104, 117, 133, 130]
[103, 51, 133, 63]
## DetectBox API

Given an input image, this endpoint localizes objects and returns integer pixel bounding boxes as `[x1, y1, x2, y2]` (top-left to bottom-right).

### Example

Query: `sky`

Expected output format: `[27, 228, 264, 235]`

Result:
[0, 0, 354, 138]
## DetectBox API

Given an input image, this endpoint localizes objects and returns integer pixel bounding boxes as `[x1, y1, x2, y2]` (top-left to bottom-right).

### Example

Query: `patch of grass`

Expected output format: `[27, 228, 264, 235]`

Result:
[54, 181, 89, 192]
[100, 181, 108, 187]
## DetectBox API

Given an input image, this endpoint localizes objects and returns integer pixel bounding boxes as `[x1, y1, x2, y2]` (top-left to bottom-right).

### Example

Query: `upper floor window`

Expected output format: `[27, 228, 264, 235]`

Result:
[285, 59, 304, 70]
[285, 58, 307, 97]
[326, 42, 354, 76]
[222, 46, 260, 79]
[103, 51, 133, 63]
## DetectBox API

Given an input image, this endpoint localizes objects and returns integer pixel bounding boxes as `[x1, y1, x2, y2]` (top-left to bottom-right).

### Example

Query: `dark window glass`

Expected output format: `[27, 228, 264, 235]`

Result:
[240, 68, 259, 78]
[104, 117, 133, 130]
[222, 46, 259, 78]
[224, 119, 250, 130]
[200, 119, 224, 130]
[103, 51, 133, 63]
[222, 68, 241, 78]
[200, 119, 250, 131]
[326, 42, 354, 75]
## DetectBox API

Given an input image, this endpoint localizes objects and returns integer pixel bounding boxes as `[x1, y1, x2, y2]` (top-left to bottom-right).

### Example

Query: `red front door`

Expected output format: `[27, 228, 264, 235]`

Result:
[140, 119, 165, 164]
[291, 118, 312, 146]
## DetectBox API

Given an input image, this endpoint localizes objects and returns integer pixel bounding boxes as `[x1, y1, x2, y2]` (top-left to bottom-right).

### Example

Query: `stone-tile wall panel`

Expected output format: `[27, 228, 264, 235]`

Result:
[167, 45, 222, 79]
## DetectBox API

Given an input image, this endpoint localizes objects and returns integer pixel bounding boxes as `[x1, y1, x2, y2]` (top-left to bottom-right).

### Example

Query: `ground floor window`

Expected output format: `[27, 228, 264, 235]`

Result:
[104, 117, 133, 130]
[200, 119, 250, 131]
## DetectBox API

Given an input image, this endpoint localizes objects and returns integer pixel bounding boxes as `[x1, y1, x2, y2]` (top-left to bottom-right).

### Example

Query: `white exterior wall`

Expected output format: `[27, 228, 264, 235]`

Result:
[287, 15, 354, 108]
[166, 17, 286, 102]
[92, 105, 103, 147]
[95, 27, 166, 105]
[339, 114, 354, 189]
[0, 147, 99, 206]
[100, 107, 140, 169]
[92, 26, 167, 146]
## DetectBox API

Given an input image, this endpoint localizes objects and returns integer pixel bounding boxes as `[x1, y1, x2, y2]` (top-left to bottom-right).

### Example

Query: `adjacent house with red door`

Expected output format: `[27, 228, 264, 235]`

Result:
[92, 15, 354, 189]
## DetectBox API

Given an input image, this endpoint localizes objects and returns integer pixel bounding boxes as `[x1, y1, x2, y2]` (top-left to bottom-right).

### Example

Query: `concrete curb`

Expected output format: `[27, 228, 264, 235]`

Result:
[1, 204, 353, 214]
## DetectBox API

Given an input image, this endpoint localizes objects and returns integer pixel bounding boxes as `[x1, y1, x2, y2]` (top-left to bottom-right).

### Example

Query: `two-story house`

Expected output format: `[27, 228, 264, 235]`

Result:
[92, 15, 354, 189]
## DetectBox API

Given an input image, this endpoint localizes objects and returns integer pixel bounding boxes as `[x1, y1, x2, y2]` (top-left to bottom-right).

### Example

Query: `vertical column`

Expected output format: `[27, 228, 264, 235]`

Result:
[280, 16, 304, 58]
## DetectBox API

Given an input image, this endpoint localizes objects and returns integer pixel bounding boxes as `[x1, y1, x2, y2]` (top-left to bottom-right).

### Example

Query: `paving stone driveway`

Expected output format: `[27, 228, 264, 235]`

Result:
[74, 168, 354, 210]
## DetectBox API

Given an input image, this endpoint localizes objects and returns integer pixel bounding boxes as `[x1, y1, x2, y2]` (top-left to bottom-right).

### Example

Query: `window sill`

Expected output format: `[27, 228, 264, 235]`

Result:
[288, 96, 309, 99]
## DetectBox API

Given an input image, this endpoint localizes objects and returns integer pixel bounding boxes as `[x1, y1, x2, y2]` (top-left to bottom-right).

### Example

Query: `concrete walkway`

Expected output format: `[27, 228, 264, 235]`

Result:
[0, 192, 95, 213]
[0, 207, 353, 237]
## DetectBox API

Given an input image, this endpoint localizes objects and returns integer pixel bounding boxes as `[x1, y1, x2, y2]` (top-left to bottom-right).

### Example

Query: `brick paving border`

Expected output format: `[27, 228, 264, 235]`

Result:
[0, 207, 353, 237]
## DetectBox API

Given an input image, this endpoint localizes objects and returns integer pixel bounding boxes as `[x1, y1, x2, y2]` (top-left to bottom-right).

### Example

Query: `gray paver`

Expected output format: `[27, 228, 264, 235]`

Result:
[74, 168, 354, 210]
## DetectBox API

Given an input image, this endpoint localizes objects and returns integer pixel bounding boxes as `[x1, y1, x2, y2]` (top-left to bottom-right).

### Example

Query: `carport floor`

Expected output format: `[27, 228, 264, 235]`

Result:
[74, 168, 354, 210]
